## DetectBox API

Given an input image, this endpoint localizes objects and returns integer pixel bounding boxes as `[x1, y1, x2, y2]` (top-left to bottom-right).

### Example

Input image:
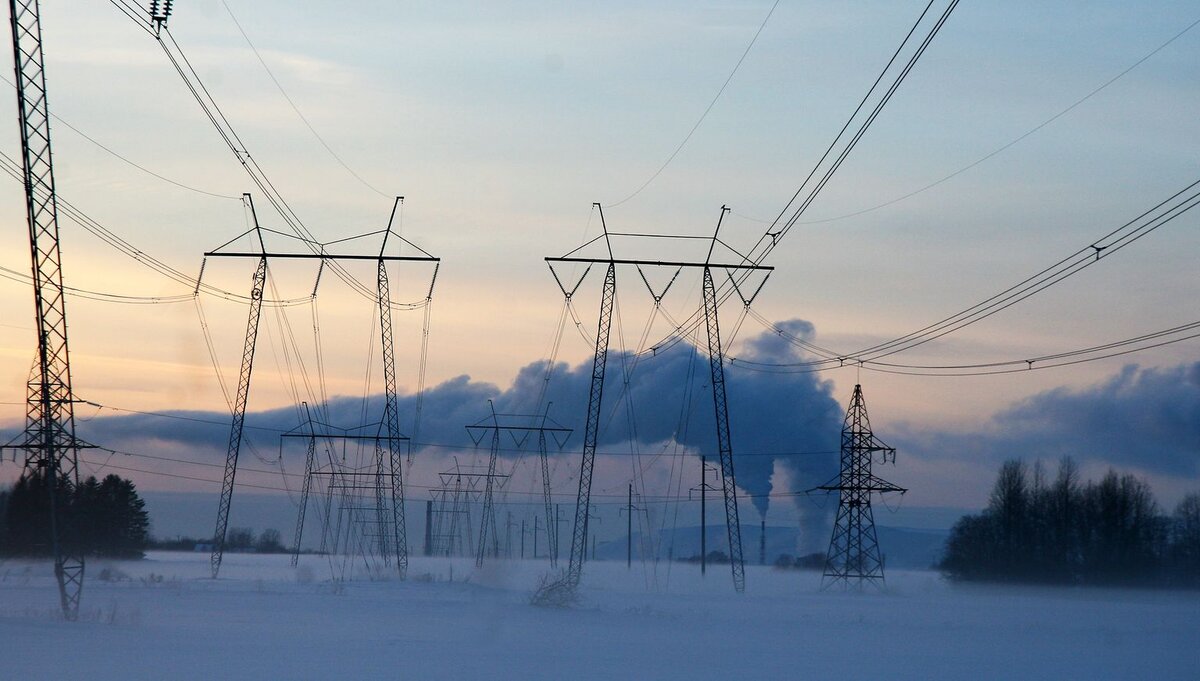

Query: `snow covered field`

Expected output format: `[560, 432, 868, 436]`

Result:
[2, 552, 1197, 680]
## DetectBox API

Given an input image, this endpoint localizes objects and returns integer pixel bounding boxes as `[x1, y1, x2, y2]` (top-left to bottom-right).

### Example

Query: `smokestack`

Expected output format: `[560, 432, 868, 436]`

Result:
[760, 519, 766, 565]
[424, 500, 433, 556]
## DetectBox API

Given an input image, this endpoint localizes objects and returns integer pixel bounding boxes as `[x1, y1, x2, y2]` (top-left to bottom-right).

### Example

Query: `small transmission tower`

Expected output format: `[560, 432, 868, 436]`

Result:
[815, 384, 906, 589]
[465, 404, 570, 567]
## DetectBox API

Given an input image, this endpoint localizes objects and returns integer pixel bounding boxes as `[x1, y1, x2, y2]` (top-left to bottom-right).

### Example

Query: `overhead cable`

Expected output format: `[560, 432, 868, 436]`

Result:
[605, 0, 781, 208]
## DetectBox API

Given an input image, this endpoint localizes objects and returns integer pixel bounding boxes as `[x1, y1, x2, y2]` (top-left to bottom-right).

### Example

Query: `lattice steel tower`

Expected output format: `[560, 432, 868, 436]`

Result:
[816, 384, 905, 588]
[7, 0, 85, 619]
[546, 205, 770, 596]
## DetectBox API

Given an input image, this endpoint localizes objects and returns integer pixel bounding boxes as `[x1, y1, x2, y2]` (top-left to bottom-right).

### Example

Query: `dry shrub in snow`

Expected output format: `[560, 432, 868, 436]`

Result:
[530, 572, 578, 608]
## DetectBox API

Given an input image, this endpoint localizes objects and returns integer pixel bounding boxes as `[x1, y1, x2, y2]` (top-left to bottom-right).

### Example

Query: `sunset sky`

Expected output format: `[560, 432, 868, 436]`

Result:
[1, 1, 1197, 529]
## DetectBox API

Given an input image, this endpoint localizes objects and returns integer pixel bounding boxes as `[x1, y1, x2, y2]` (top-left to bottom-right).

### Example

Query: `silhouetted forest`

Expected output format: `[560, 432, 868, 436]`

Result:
[940, 459, 1200, 587]
[0, 470, 150, 558]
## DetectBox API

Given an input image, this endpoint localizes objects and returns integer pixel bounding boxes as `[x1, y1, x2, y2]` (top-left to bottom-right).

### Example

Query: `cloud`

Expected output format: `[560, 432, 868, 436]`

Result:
[896, 362, 1200, 480]
[26, 321, 844, 535]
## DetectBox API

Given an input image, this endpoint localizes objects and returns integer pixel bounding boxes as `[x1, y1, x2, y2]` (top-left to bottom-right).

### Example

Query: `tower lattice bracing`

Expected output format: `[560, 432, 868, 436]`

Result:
[543, 206, 770, 597]
[376, 255, 408, 576]
[475, 425, 501, 567]
[702, 265, 745, 593]
[210, 201, 267, 579]
[565, 262, 616, 588]
[8, 0, 84, 619]
[207, 196, 434, 579]
[290, 404, 317, 567]
[817, 384, 906, 588]
[463, 406, 568, 567]
[537, 428, 557, 566]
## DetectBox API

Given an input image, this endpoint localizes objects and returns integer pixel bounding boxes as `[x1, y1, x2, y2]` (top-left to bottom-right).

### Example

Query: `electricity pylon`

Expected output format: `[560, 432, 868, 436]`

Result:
[471, 402, 503, 567]
[465, 405, 571, 567]
[814, 384, 906, 588]
[205, 196, 438, 578]
[284, 420, 408, 570]
[546, 205, 772, 595]
[208, 196, 267, 579]
[6, 0, 86, 620]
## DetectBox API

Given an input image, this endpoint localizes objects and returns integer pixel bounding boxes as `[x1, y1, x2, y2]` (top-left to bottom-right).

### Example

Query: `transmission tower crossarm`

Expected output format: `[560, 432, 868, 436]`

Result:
[203, 251, 438, 262]
[565, 262, 617, 589]
[545, 256, 772, 272]
[703, 265, 746, 593]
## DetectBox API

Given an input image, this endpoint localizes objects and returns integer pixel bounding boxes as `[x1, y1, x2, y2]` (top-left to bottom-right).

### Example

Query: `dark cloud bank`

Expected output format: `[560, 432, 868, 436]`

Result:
[75, 320, 845, 517]
[894, 362, 1200, 480]
[38, 321, 1200, 540]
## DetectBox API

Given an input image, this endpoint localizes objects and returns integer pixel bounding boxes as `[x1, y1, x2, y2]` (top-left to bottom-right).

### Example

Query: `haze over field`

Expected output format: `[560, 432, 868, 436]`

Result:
[3, 553, 1198, 681]
[1, 1, 1199, 675]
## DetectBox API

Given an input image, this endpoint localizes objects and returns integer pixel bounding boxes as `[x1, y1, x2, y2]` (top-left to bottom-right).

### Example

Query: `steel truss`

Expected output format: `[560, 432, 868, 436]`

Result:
[815, 384, 906, 588]
[285, 426, 408, 567]
[206, 196, 437, 578]
[465, 405, 572, 567]
[7, 0, 85, 619]
[702, 264, 744, 592]
[548, 205, 771, 594]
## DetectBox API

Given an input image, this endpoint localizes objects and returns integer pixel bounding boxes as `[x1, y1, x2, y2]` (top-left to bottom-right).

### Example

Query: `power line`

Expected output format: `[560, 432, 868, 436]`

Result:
[105, 0, 155, 37]
[0, 74, 241, 200]
[731, 316, 1200, 377]
[604, 0, 781, 208]
[219, 0, 390, 200]
[726, 176, 1200, 372]
[69, 451, 820, 505]
[0, 264, 194, 305]
[752, 0, 959, 253]
[148, 25, 429, 310]
[618, 1, 961, 361]
[793, 14, 1200, 226]
[0, 151, 309, 305]
[0, 399, 838, 459]
[847, 178, 1200, 362]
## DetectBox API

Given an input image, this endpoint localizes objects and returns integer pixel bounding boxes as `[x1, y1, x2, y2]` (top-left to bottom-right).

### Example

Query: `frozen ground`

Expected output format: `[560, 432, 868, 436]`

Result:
[2, 552, 1197, 680]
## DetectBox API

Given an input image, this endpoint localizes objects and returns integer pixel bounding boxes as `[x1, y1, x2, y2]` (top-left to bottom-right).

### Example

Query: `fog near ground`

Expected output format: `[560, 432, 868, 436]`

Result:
[1, 552, 1196, 680]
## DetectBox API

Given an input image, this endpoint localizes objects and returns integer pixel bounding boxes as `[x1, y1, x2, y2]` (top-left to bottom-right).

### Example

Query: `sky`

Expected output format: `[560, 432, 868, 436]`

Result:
[0, 1, 1198, 536]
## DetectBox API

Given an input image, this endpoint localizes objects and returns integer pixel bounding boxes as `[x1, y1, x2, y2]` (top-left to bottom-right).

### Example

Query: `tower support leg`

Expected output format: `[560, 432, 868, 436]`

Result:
[702, 266, 745, 593]
[291, 414, 316, 567]
[211, 253, 267, 578]
[565, 263, 616, 589]
[377, 257, 408, 578]
[476, 428, 500, 567]
[9, 0, 87, 620]
[539, 431, 557, 566]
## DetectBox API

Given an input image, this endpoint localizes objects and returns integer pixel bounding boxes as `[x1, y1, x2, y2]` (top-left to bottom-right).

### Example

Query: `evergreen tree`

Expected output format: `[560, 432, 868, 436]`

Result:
[1, 470, 148, 558]
[2, 468, 70, 556]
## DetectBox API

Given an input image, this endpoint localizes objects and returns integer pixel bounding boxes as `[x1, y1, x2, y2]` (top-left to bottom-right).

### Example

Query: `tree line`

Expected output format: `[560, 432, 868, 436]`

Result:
[0, 469, 150, 559]
[940, 459, 1200, 587]
[148, 528, 287, 553]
